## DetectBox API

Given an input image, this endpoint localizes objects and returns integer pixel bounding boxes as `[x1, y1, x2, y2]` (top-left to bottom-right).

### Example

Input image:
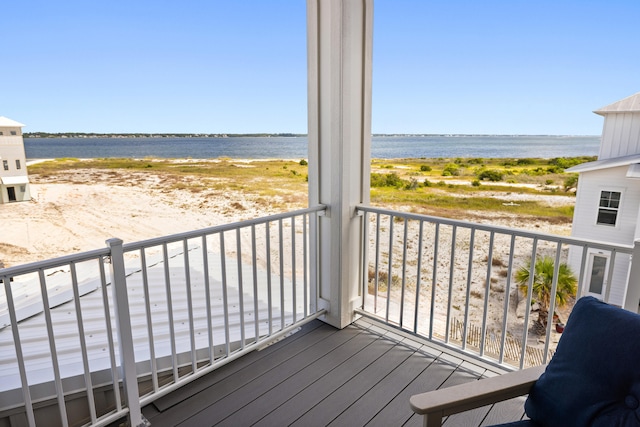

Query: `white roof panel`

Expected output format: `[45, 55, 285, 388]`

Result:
[566, 153, 640, 173]
[594, 92, 640, 115]
[0, 175, 29, 185]
[0, 117, 25, 127]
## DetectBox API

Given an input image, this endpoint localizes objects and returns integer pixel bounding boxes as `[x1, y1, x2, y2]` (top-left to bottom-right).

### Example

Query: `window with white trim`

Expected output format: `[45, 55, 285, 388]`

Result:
[2, 160, 7, 171]
[16, 159, 21, 169]
[597, 191, 621, 226]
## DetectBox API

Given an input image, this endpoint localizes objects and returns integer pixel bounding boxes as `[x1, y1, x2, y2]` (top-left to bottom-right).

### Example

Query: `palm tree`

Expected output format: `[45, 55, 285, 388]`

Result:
[515, 256, 577, 331]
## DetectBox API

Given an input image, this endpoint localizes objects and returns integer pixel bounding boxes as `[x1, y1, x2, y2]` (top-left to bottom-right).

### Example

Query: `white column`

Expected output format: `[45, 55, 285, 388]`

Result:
[307, 0, 373, 328]
[624, 240, 640, 313]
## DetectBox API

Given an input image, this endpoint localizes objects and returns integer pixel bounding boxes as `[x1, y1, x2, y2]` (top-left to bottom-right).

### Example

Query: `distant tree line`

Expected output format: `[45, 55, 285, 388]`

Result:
[24, 132, 306, 138]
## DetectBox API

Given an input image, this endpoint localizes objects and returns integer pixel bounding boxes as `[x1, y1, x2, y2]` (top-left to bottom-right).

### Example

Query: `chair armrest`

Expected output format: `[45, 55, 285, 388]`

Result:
[409, 364, 546, 427]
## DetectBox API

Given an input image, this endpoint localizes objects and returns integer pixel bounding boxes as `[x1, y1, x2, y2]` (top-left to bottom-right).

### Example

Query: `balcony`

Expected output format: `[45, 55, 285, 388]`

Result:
[2, 204, 637, 426]
[3, 2, 638, 426]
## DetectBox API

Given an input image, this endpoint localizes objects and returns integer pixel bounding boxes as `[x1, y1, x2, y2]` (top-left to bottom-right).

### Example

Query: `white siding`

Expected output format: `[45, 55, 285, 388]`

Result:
[571, 166, 640, 246]
[599, 112, 640, 159]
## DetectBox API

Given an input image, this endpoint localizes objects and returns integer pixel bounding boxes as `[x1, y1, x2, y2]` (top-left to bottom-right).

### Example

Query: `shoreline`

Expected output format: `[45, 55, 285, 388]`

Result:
[3, 158, 574, 268]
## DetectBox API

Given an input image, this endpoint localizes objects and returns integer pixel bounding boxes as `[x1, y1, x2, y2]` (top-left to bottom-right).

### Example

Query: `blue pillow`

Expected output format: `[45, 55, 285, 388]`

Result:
[524, 296, 640, 426]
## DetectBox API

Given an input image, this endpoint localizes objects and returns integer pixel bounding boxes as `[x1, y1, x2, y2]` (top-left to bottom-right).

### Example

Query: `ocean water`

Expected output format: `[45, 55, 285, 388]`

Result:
[24, 135, 600, 160]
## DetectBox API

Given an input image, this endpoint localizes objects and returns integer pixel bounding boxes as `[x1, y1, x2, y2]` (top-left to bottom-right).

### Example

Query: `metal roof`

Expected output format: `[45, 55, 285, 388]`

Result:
[0, 117, 25, 128]
[0, 247, 299, 408]
[594, 92, 640, 116]
[0, 175, 30, 185]
[566, 153, 640, 173]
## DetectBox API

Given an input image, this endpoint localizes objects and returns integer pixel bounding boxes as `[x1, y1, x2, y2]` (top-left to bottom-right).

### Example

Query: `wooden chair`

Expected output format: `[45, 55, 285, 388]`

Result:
[410, 297, 640, 426]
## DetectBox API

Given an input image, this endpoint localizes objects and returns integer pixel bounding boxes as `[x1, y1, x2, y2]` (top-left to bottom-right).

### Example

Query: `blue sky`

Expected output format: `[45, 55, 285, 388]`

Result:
[2, 1, 639, 135]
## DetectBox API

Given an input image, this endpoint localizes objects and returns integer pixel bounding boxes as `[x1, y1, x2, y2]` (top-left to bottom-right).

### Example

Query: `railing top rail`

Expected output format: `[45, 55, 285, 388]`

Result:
[122, 205, 326, 252]
[356, 204, 634, 253]
[0, 206, 327, 280]
[0, 247, 110, 279]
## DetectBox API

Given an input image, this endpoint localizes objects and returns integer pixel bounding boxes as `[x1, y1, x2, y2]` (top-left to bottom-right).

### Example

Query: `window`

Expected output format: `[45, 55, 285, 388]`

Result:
[16, 159, 21, 169]
[10, 131, 17, 135]
[0, 131, 3, 135]
[597, 191, 621, 226]
[2, 160, 7, 171]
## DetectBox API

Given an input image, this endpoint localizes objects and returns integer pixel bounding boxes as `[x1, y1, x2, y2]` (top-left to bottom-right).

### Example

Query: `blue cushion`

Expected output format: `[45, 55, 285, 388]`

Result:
[524, 296, 640, 426]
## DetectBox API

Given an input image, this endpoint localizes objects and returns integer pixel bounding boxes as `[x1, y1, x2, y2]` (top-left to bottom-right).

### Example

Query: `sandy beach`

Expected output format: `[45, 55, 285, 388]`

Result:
[1, 162, 303, 267]
[1, 159, 573, 268]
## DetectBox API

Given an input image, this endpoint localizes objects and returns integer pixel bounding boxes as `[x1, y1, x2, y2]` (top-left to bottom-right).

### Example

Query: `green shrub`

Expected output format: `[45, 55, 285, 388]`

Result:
[299, 159, 308, 166]
[517, 158, 535, 165]
[371, 172, 406, 188]
[564, 174, 578, 192]
[477, 169, 503, 182]
[405, 179, 419, 190]
[472, 180, 481, 187]
[442, 163, 460, 176]
[420, 165, 432, 172]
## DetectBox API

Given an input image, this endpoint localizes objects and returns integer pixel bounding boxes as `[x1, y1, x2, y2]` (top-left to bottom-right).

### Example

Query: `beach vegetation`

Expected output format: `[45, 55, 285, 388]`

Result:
[563, 174, 578, 192]
[515, 256, 577, 333]
[28, 155, 593, 223]
[442, 163, 460, 176]
[477, 169, 503, 182]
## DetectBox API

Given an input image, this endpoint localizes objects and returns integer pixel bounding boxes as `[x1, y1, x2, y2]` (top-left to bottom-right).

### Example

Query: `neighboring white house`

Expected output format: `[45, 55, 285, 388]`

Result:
[0, 117, 31, 203]
[567, 92, 640, 307]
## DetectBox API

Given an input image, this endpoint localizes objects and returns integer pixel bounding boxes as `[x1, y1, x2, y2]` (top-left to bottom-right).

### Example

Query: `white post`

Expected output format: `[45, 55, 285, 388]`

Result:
[106, 238, 148, 426]
[307, 0, 373, 328]
[624, 240, 640, 313]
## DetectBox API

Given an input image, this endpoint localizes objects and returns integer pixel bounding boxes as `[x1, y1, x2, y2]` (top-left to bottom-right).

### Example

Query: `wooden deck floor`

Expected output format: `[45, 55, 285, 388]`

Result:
[141, 318, 528, 427]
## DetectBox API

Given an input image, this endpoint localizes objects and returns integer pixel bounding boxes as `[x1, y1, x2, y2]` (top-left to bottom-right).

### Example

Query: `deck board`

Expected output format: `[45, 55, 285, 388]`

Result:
[142, 318, 529, 427]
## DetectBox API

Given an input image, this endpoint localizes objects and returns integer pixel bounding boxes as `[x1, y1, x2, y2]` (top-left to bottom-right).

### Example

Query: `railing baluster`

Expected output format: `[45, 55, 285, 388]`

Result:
[140, 248, 158, 392]
[162, 242, 179, 382]
[519, 238, 538, 369]
[265, 222, 273, 335]
[604, 248, 617, 303]
[236, 228, 246, 349]
[39, 269, 69, 426]
[3, 272, 37, 426]
[462, 228, 475, 351]
[219, 232, 231, 356]
[374, 213, 381, 313]
[279, 218, 285, 330]
[385, 214, 394, 323]
[480, 231, 495, 357]
[499, 234, 517, 365]
[429, 222, 439, 340]
[576, 244, 588, 298]
[251, 224, 260, 341]
[98, 256, 123, 411]
[445, 225, 457, 344]
[413, 220, 424, 334]
[400, 218, 408, 327]
[543, 243, 564, 362]
[70, 261, 97, 424]
[303, 213, 309, 319]
[183, 239, 197, 373]
[291, 216, 297, 323]
[201, 235, 214, 361]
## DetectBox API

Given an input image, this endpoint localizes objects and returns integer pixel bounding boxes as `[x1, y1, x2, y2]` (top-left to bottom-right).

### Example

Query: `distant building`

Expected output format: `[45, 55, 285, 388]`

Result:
[0, 117, 31, 203]
[567, 92, 640, 306]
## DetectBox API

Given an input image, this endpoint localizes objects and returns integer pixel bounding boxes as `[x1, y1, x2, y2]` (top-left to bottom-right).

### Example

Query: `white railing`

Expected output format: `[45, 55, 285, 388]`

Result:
[0, 206, 326, 427]
[356, 205, 636, 370]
